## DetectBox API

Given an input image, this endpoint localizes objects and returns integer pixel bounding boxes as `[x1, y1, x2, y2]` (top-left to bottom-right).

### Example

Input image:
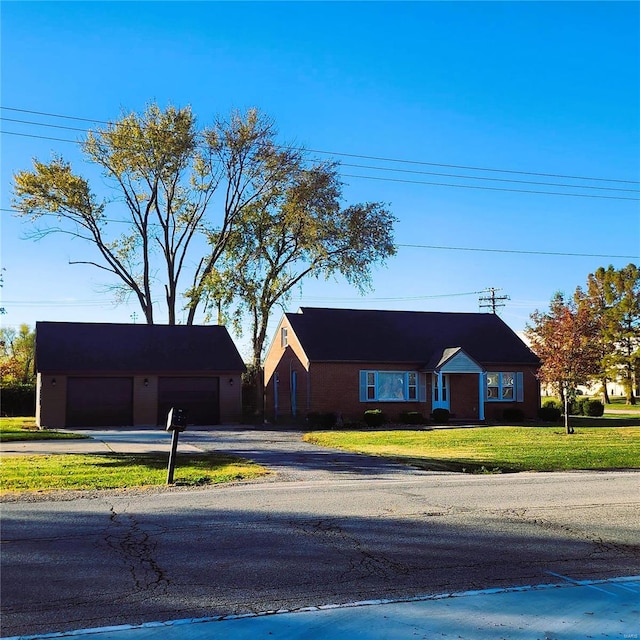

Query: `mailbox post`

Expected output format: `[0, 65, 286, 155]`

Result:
[166, 407, 187, 484]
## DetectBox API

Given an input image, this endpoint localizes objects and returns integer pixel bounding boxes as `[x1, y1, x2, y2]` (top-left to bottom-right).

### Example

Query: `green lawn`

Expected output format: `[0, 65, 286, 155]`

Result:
[303, 427, 640, 473]
[0, 417, 88, 442]
[0, 453, 269, 493]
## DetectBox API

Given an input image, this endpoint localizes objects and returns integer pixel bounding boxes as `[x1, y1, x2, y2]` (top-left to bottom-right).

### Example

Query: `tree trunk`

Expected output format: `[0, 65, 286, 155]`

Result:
[563, 387, 574, 434]
[624, 370, 636, 404]
[252, 350, 264, 422]
[251, 307, 271, 421]
[602, 377, 611, 404]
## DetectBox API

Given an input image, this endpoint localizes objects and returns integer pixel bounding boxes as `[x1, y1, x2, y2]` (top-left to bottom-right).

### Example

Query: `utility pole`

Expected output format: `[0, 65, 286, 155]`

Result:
[479, 287, 510, 314]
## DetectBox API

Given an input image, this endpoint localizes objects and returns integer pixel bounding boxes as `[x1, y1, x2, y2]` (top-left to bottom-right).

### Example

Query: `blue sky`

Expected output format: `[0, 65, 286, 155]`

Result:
[1, 1, 638, 357]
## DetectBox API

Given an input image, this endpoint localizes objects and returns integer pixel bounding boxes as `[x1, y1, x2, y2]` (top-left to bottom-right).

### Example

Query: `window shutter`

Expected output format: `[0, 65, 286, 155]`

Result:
[419, 373, 427, 403]
[516, 372, 524, 402]
[359, 371, 368, 402]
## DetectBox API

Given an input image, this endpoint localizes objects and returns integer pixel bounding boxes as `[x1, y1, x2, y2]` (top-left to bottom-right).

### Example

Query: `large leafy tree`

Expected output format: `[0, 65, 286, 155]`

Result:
[13, 104, 215, 324]
[184, 110, 303, 324]
[527, 292, 601, 433]
[206, 161, 396, 412]
[12, 105, 303, 325]
[577, 264, 640, 404]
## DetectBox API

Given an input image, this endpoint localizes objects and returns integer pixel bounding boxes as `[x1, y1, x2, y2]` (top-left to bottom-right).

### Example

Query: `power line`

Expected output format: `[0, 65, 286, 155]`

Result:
[292, 290, 484, 303]
[303, 147, 640, 185]
[3, 129, 637, 201]
[341, 173, 639, 201]
[339, 162, 639, 193]
[2, 130, 79, 144]
[1, 116, 91, 133]
[398, 243, 639, 259]
[2, 105, 638, 185]
[4, 116, 637, 194]
[1, 106, 108, 125]
[2, 207, 636, 259]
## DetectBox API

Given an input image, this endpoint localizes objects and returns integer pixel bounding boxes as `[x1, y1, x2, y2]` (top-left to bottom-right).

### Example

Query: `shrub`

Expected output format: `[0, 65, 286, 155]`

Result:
[398, 411, 424, 425]
[573, 397, 585, 415]
[542, 399, 559, 410]
[363, 409, 386, 427]
[432, 408, 450, 424]
[537, 406, 561, 422]
[503, 408, 524, 422]
[1, 384, 36, 416]
[307, 412, 338, 429]
[583, 399, 604, 417]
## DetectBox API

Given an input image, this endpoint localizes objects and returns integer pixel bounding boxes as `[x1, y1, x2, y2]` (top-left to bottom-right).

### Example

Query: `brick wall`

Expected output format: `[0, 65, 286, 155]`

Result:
[266, 359, 540, 424]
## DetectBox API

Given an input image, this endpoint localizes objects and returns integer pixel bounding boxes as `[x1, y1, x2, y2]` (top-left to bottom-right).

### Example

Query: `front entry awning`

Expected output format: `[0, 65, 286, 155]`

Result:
[434, 347, 484, 374]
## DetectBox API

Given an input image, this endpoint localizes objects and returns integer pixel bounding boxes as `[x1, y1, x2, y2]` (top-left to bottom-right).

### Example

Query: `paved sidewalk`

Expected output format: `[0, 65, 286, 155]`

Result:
[6, 577, 640, 640]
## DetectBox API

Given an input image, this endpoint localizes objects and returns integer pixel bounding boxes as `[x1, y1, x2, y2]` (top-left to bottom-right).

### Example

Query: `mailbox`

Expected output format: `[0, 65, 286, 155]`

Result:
[166, 407, 187, 432]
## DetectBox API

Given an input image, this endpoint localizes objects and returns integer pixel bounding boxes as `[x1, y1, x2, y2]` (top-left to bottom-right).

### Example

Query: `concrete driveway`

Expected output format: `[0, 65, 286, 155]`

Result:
[2, 425, 433, 481]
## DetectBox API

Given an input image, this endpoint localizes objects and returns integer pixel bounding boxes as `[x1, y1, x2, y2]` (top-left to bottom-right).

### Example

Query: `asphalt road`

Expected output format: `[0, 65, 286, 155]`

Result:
[1, 427, 639, 638]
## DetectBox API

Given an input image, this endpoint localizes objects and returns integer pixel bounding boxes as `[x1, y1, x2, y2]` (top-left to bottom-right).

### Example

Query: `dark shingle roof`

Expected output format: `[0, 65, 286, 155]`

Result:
[287, 308, 539, 368]
[35, 322, 245, 373]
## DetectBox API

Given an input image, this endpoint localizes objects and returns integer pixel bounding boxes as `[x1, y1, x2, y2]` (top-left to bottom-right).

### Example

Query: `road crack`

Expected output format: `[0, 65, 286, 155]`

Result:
[105, 505, 169, 594]
[295, 518, 411, 582]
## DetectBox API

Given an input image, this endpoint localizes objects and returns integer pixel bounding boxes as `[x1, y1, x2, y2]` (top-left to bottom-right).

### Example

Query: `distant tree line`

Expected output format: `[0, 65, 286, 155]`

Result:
[0, 324, 36, 416]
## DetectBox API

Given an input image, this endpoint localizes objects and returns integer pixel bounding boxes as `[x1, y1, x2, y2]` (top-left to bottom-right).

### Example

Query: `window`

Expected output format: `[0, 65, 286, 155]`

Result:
[360, 371, 421, 402]
[407, 372, 418, 400]
[281, 327, 288, 348]
[486, 372, 521, 401]
[366, 372, 376, 400]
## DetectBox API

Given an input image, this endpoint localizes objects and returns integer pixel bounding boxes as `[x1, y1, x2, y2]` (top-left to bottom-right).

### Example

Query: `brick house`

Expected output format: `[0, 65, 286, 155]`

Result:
[264, 308, 541, 424]
[35, 322, 245, 428]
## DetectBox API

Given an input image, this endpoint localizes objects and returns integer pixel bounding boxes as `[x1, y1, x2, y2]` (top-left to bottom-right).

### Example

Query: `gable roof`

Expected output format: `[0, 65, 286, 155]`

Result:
[285, 308, 539, 368]
[35, 322, 245, 373]
[436, 347, 484, 373]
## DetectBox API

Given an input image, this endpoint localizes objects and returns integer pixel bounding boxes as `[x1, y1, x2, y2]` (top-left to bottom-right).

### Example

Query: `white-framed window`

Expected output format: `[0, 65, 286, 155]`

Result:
[407, 372, 418, 400]
[360, 371, 421, 402]
[486, 372, 523, 402]
[281, 326, 288, 348]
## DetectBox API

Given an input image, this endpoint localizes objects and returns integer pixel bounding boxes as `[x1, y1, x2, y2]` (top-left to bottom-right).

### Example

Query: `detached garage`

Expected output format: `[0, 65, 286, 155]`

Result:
[35, 322, 246, 428]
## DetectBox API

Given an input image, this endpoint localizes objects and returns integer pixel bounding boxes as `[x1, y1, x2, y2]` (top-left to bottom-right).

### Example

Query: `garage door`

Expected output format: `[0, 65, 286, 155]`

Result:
[157, 377, 220, 426]
[67, 377, 133, 427]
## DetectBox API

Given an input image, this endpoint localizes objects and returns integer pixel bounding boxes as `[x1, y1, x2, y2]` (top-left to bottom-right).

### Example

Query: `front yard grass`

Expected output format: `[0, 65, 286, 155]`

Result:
[303, 427, 640, 473]
[0, 453, 269, 493]
[0, 417, 87, 442]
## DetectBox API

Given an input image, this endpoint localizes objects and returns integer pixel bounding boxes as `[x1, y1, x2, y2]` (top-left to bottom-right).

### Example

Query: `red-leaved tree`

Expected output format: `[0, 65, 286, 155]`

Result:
[526, 292, 601, 433]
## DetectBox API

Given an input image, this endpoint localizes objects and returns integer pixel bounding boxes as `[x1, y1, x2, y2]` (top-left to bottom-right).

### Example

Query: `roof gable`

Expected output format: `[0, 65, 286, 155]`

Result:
[285, 308, 539, 368]
[35, 322, 246, 373]
[435, 348, 484, 373]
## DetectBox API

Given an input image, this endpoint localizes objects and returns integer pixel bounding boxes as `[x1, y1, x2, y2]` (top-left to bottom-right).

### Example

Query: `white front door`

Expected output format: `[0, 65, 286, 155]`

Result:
[432, 373, 450, 410]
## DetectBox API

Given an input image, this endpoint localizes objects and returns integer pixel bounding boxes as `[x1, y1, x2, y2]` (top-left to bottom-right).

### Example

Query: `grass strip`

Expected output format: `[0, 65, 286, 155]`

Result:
[303, 427, 640, 473]
[0, 417, 87, 442]
[0, 453, 269, 492]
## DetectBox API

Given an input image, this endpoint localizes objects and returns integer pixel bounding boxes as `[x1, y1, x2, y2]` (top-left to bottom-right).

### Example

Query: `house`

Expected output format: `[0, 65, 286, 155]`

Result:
[264, 308, 541, 423]
[35, 322, 245, 428]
